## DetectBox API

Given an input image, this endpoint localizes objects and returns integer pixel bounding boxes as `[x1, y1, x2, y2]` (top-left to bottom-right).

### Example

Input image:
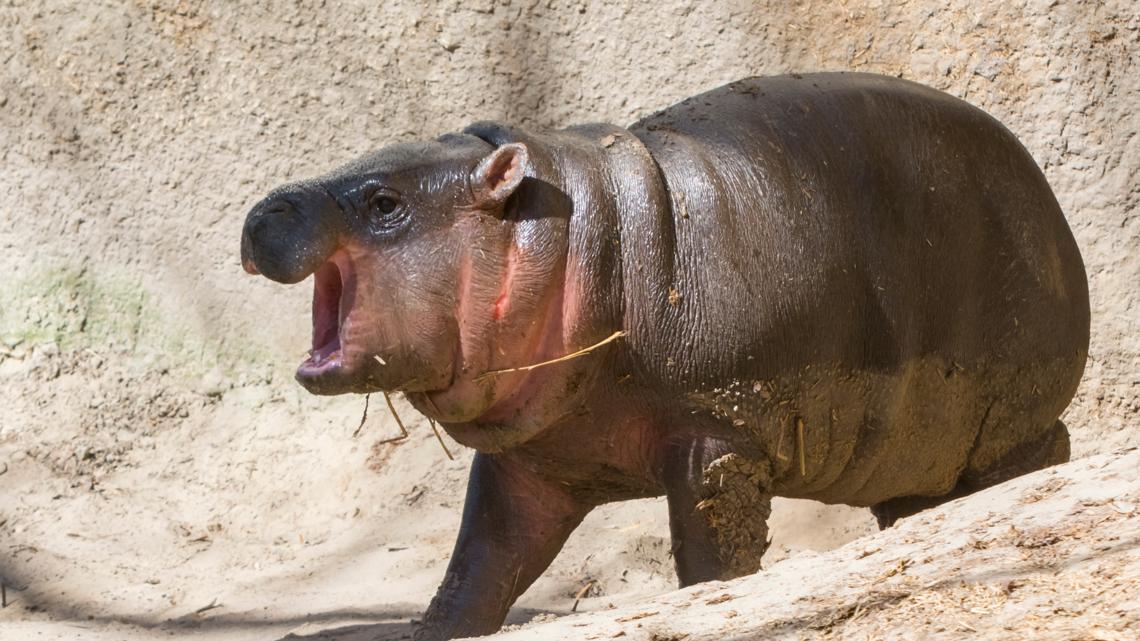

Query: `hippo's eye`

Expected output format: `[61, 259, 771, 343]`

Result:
[365, 190, 407, 234]
[371, 194, 400, 215]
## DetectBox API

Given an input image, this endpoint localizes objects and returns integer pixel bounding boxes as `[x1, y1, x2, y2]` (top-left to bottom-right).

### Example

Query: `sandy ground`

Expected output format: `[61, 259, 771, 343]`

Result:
[0, 344, 1135, 640]
[0, 345, 875, 641]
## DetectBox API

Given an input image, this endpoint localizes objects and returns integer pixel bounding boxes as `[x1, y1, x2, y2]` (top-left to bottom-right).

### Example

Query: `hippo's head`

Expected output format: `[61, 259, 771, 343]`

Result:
[241, 130, 585, 440]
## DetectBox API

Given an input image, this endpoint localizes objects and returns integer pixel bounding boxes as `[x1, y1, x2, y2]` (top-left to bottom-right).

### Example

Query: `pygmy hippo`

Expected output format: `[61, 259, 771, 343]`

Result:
[240, 73, 1089, 640]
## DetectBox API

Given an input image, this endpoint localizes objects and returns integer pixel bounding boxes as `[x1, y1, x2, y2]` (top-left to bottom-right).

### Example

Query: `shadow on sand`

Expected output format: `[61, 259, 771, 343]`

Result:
[273, 606, 561, 641]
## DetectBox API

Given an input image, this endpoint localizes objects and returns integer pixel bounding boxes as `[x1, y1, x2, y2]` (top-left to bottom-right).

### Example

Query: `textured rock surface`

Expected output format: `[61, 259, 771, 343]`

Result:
[0, 0, 1135, 452]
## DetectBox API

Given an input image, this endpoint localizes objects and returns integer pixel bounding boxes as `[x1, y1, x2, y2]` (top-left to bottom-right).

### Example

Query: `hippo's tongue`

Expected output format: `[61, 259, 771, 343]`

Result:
[309, 260, 342, 364]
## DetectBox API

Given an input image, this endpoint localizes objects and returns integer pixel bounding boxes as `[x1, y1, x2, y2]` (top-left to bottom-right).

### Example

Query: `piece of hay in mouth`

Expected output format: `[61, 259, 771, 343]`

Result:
[475, 330, 627, 382]
[357, 331, 628, 456]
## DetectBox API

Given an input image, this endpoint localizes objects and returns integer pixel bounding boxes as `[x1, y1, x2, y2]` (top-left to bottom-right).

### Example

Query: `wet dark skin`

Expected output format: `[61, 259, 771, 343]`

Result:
[240, 73, 1089, 640]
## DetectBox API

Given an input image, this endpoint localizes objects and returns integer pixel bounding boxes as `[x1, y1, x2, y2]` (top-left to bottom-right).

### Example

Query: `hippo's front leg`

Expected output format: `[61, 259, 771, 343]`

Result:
[663, 437, 772, 585]
[415, 452, 591, 641]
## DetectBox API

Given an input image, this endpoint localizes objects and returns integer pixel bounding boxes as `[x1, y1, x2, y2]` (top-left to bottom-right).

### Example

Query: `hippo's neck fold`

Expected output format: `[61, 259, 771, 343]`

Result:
[465, 121, 640, 354]
[418, 122, 646, 451]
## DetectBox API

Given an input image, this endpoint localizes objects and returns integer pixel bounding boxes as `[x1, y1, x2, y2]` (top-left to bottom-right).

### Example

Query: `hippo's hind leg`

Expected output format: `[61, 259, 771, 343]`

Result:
[662, 437, 771, 585]
[871, 419, 1071, 529]
[961, 418, 1070, 488]
[870, 484, 972, 529]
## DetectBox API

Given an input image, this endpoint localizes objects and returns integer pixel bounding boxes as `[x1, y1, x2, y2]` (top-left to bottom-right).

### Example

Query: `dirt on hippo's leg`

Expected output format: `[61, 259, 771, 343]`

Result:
[696, 453, 774, 579]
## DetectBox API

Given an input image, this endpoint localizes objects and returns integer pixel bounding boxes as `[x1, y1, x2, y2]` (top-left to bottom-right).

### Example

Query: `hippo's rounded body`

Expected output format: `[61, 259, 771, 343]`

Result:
[621, 74, 1088, 505]
[241, 73, 1089, 640]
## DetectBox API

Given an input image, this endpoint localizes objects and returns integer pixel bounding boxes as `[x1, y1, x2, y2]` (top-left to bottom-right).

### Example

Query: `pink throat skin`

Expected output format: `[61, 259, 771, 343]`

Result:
[298, 250, 355, 379]
[418, 232, 578, 430]
[490, 244, 518, 322]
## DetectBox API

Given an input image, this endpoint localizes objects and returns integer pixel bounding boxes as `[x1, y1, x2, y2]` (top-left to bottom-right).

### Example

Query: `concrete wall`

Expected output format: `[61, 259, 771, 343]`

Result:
[1, 0, 1135, 451]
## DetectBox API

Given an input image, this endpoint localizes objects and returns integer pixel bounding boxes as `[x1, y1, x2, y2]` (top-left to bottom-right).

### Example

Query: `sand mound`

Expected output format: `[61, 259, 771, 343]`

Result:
[495, 449, 1140, 641]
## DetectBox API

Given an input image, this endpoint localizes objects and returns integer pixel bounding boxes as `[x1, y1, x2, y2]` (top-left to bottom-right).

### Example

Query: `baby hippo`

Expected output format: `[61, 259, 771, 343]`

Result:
[240, 73, 1089, 640]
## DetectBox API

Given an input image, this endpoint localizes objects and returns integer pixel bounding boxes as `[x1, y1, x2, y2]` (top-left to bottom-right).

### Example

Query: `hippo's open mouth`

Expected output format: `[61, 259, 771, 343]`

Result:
[297, 257, 354, 381]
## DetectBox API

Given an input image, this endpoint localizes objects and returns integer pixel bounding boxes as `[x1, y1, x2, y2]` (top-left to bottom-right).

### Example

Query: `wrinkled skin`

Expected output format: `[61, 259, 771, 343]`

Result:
[240, 73, 1090, 640]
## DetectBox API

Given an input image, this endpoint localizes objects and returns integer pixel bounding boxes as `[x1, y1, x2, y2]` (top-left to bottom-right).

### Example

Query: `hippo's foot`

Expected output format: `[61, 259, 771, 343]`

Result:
[414, 452, 591, 641]
[963, 418, 1071, 488]
[872, 419, 1072, 529]
[664, 438, 772, 585]
[870, 485, 972, 529]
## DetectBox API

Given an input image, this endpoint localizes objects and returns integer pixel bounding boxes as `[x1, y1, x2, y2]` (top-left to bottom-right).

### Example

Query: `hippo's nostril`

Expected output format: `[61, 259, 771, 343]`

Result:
[263, 204, 293, 218]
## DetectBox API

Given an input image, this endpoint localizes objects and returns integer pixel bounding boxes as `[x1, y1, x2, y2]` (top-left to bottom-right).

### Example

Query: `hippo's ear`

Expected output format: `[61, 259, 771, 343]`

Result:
[471, 143, 529, 210]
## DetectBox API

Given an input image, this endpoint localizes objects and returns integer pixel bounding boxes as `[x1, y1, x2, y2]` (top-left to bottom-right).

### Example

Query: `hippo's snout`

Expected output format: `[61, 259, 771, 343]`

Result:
[241, 187, 342, 284]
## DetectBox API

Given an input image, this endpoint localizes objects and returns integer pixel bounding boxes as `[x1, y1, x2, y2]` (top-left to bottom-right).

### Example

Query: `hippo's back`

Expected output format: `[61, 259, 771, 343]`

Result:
[623, 73, 1089, 503]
